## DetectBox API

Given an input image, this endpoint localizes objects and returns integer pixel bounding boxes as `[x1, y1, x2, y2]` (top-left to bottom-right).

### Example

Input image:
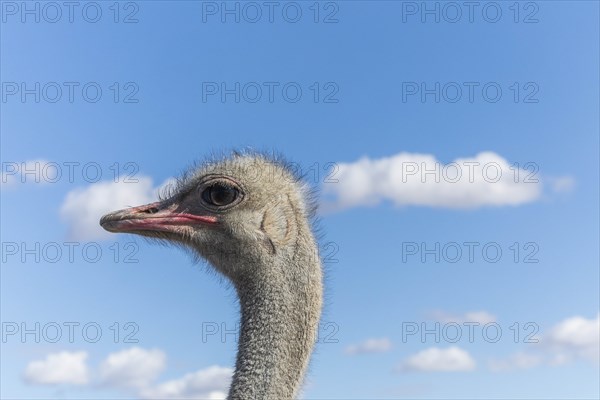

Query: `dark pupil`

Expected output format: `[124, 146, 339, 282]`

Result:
[205, 183, 236, 206]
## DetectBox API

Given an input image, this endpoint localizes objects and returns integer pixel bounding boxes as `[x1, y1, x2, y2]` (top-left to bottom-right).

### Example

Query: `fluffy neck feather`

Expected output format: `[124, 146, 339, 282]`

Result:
[227, 231, 322, 399]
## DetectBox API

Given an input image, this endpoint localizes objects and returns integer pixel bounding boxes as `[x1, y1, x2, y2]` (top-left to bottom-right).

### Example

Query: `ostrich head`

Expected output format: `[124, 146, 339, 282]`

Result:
[100, 154, 315, 281]
[100, 153, 323, 399]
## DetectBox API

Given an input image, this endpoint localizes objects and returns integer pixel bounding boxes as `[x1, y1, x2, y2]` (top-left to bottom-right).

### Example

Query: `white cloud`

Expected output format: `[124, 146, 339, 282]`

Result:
[322, 151, 546, 212]
[398, 346, 476, 372]
[345, 337, 392, 355]
[140, 366, 233, 400]
[429, 310, 497, 325]
[545, 313, 599, 364]
[488, 313, 599, 371]
[99, 347, 166, 389]
[547, 176, 576, 193]
[24, 351, 89, 385]
[488, 352, 543, 372]
[23, 347, 232, 399]
[60, 176, 172, 240]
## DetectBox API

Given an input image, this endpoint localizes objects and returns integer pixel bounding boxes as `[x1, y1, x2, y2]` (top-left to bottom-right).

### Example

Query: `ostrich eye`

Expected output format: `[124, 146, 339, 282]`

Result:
[202, 182, 239, 207]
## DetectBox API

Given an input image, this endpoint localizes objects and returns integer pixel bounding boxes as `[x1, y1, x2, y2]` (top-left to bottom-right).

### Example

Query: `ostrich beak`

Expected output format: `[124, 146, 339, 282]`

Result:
[99, 201, 218, 234]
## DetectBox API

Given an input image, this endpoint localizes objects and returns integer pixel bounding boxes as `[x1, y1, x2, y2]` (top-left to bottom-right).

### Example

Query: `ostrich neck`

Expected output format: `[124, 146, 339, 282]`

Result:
[227, 252, 323, 400]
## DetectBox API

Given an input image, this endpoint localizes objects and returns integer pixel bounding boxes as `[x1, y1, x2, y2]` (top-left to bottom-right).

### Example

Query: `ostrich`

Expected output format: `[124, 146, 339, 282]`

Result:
[99, 152, 323, 399]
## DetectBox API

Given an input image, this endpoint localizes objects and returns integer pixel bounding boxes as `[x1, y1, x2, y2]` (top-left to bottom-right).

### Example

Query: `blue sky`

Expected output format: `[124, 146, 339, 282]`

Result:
[1, 1, 599, 398]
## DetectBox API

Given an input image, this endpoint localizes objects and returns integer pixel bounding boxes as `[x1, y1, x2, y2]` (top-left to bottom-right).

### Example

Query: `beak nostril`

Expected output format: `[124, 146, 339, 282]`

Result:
[143, 207, 159, 214]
